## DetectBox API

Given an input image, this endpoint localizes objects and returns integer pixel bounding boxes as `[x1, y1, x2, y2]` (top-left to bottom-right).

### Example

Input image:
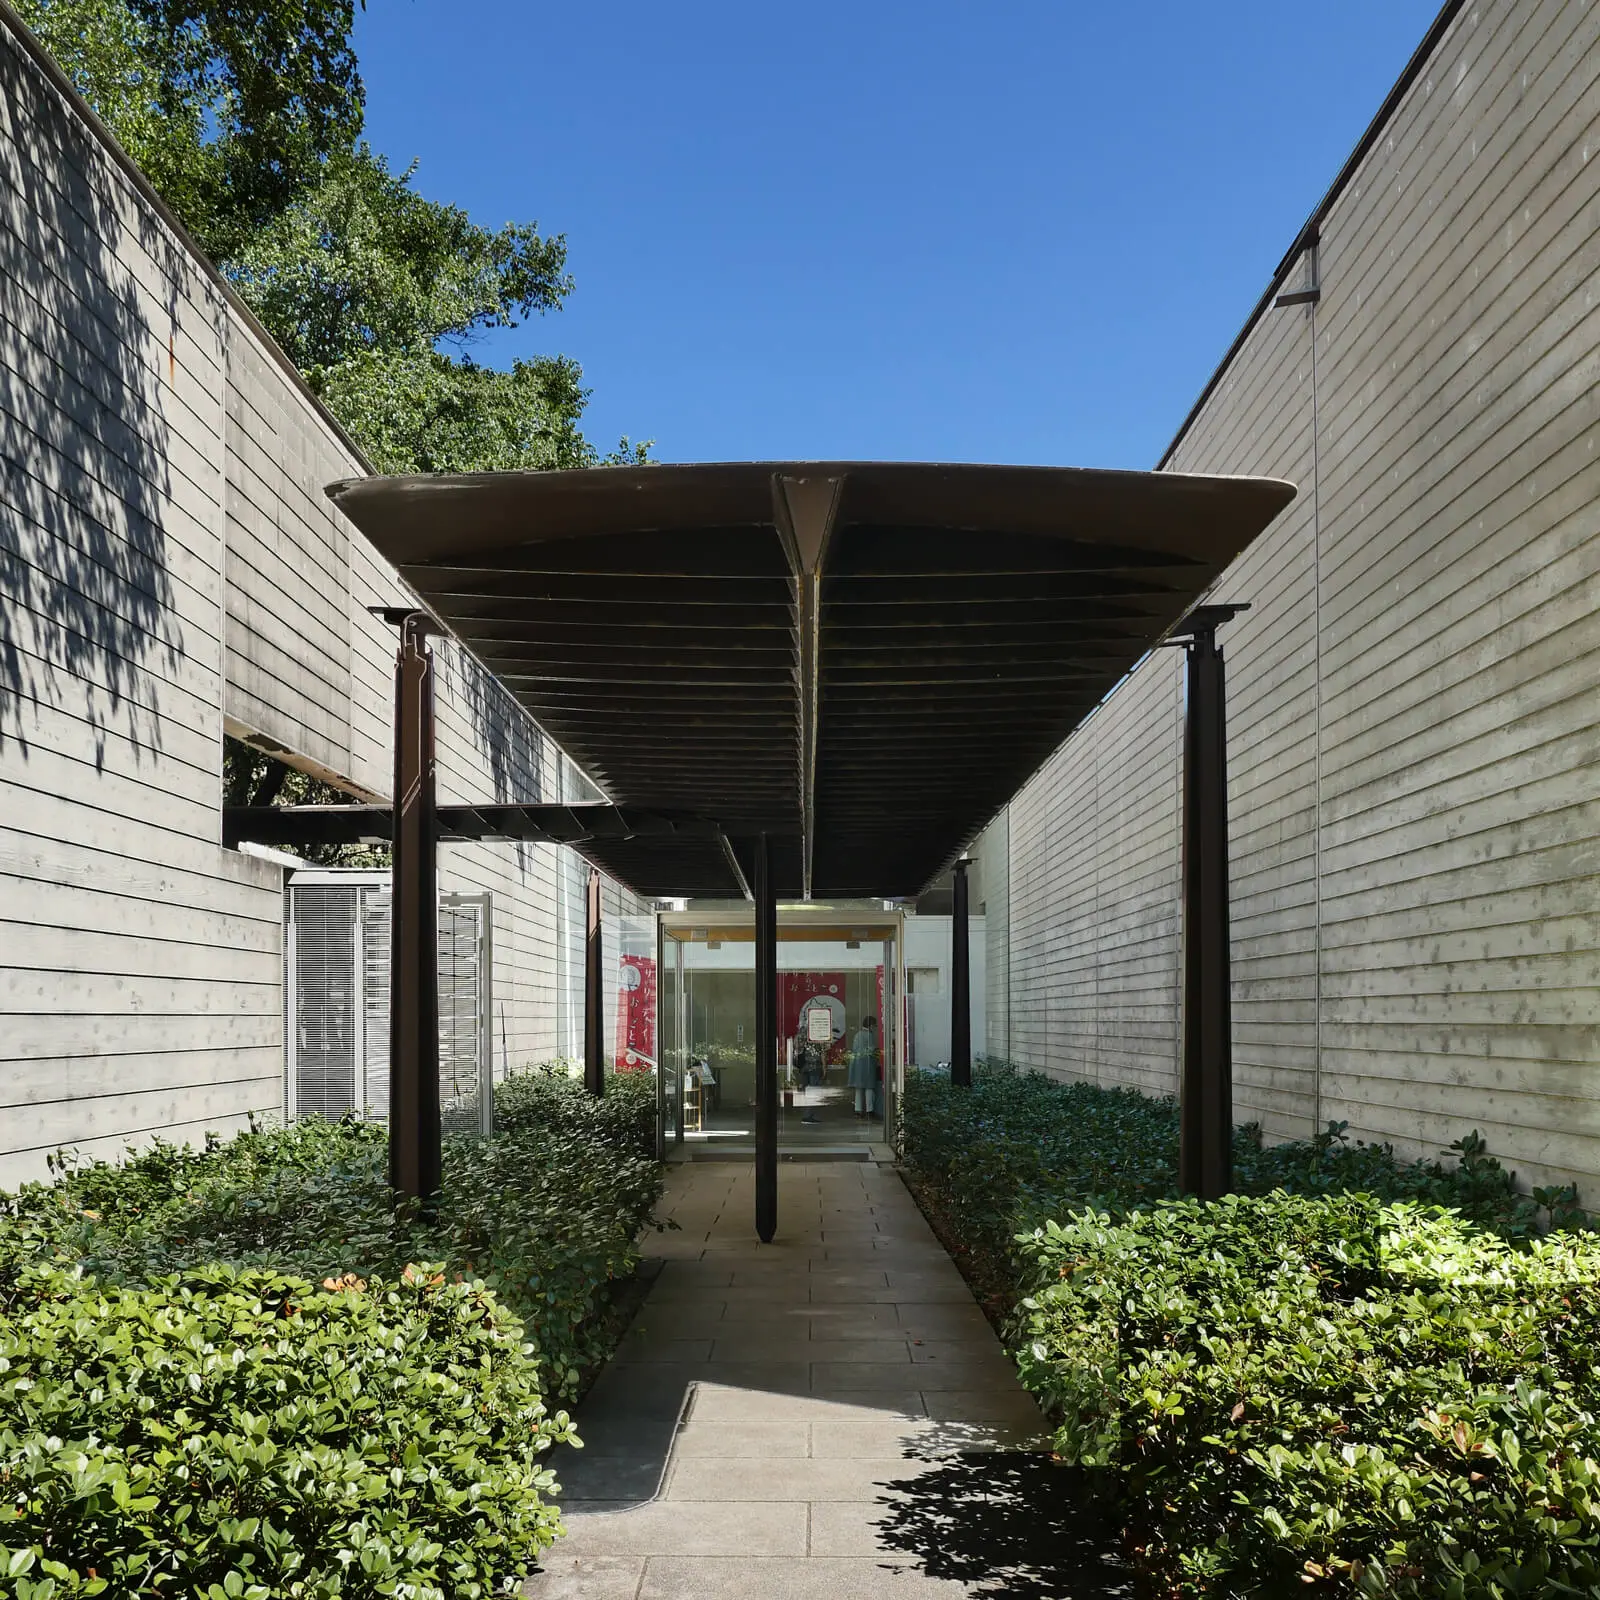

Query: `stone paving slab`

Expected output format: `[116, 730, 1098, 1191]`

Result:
[806, 1280, 975, 1303]
[807, 1499, 908, 1558]
[524, 1164, 1088, 1600]
[547, 1499, 808, 1557]
[687, 1383, 929, 1423]
[664, 1454, 952, 1503]
[520, 1555, 646, 1599]
[671, 1419, 811, 1457]
[638, 1557, 973, 1598]
[920, 1389, 1053, 1427]
[613, 1338, 715, 1363]
[523, 1160, 1110, 1598]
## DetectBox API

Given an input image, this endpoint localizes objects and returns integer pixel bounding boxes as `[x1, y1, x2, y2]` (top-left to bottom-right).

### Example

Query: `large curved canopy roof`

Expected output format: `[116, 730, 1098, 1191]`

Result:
[329, 462, 1294, 899]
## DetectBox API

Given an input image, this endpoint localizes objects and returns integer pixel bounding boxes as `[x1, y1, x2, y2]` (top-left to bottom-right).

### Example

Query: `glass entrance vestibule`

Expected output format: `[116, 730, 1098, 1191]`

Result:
[656, 904, 904, 1149]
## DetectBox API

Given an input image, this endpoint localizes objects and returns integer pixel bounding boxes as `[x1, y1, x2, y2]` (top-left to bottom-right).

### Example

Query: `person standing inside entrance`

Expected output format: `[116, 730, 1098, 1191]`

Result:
[848, 1015, 879, 1117]
[794, 1028, 823, 1124]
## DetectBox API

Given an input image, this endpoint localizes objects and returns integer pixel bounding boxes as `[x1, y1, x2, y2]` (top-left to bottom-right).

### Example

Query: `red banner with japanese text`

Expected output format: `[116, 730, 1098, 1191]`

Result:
[615, 954, 656, 1071]
[780, 972, 847, 1065]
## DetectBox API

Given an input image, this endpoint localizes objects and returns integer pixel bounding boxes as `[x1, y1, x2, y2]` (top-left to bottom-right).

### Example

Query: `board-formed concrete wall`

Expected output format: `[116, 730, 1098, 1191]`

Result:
[994, 0, 1600, 1193]
[219, 299, 596, 1084]
[0, 7, 644, 1186]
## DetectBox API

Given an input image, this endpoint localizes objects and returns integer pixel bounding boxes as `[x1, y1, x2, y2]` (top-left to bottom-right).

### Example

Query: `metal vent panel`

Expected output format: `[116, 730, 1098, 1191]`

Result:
[439, 896, 489, 1135]
[360, 886, 392, 1121]
[288, 883, 360, 1120]
[288, 879, 491, 1135]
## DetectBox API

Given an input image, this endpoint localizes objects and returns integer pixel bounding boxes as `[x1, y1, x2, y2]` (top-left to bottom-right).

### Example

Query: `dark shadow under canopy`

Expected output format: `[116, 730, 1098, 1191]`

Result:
[327, 462, 1294, 899]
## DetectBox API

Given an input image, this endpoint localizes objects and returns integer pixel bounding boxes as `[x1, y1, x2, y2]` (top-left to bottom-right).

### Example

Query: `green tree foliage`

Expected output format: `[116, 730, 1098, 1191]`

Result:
[14, 0, 364, 259]
[137, 0, 365, 253]
[321, 348, 625, 474]
[227, 146, 572, 374]
[223, 145, 649, 472]
[15, 0, 648, 474]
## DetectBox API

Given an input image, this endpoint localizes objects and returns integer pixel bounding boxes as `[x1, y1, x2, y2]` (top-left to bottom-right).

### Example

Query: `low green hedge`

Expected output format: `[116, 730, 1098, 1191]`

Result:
[1, 1263, 568, 1599]
[899, 1063, 1600, 1597]
[1017, 1198, 1600, 1596]
[494, 1061, 658, 1161]
[0, 1065, 665, 1597]
[898, 1063, 1576, 1310]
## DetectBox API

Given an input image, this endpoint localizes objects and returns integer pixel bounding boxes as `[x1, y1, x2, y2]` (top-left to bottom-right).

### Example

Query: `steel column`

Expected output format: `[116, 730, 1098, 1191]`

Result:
[673, 933, 686, 1145]
[950, 859, 972, 1087]
[753, 835, 778, 1242]
[389, 611, 441, 1204]
[584, 867, 605, 1096]
[1178, 609, 1241, 1200]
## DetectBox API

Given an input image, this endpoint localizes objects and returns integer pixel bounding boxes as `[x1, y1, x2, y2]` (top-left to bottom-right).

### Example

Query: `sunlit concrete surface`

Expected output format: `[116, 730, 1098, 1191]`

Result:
[523, 1161, 1129, 1598]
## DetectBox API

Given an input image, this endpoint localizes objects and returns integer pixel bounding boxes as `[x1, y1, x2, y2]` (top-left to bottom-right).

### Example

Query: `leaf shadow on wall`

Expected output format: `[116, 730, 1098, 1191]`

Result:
[436, 639, 546, 872]
[0, 31, 198, 770]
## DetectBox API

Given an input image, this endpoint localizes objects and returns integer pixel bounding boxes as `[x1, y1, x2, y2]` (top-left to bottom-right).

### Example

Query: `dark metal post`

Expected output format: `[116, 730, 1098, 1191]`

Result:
[390, 611, 440, 1204]
[950, 859, 972, 1087]
[754, 834, 778, 1242]
[584, 867, 605, 1096]
[1178, 607, 1242, 1200]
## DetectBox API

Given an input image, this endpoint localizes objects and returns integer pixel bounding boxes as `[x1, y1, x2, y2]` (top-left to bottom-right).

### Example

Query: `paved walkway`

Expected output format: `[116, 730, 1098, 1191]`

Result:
[523, 1158, 1127, 1599]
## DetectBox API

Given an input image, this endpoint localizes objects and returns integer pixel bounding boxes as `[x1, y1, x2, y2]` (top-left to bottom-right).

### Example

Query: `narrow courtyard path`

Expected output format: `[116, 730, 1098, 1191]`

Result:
[523, 1158, 1127, 1599]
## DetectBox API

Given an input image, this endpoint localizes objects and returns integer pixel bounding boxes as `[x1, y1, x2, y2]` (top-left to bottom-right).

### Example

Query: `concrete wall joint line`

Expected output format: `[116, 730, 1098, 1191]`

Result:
[1310, 296, 1324, 1138]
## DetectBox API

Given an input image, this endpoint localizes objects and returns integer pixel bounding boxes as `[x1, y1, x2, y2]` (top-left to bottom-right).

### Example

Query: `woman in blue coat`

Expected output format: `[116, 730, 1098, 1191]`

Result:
[847, 1015, 880, 1117]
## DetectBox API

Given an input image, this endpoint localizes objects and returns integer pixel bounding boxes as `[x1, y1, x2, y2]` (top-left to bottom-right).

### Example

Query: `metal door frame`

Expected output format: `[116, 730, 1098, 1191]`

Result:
[656, 901, 906, 1148]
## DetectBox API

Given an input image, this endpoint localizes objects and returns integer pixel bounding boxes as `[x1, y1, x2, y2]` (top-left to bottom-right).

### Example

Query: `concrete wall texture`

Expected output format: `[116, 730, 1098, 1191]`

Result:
[0, 11, 641, 1187]
[987, 0, 1600, 1193]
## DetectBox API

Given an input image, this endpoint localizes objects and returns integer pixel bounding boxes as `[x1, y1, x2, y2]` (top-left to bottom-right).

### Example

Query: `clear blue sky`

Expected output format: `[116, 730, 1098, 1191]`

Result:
[353, 1, 1443, 468]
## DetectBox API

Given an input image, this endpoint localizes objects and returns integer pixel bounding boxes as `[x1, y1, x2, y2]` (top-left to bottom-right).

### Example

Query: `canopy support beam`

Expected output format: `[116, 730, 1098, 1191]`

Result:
[585, 866, 605, 1096]
[1176, 604, 1246, 1200]
[754, 834, 778, 1242]
[718, 832, 755, 901]
[950, 858, 972, 1087]
[388, 610, 441, 1206]
[774, 473, 844, 899]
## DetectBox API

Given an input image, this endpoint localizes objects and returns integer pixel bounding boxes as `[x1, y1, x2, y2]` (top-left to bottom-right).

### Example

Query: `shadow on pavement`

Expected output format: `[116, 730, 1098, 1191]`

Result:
[873, 1452, 1134, 1599]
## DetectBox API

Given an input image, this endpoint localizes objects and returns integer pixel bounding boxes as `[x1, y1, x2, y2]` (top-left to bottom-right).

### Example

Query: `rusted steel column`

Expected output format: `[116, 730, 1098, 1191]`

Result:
[950, 858, 972, 1087]
[1178, 607, 1242, 1201]
[754, 835, 778, 1243]
[584, 866, 605, 1096]
[390, 611, 440, 1204]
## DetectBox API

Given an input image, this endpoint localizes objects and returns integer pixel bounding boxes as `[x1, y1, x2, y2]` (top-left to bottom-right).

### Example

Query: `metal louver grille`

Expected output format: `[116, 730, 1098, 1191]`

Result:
[359, 886, 392, 1120]
[288, 877, 492, 1135]
[439, 899, 486, 1135]
[288, 883, 359, 1119]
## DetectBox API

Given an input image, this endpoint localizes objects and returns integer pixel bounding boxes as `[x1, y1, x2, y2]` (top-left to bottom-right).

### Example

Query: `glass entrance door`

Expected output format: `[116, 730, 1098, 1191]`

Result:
[660, 906, 905, 1149]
